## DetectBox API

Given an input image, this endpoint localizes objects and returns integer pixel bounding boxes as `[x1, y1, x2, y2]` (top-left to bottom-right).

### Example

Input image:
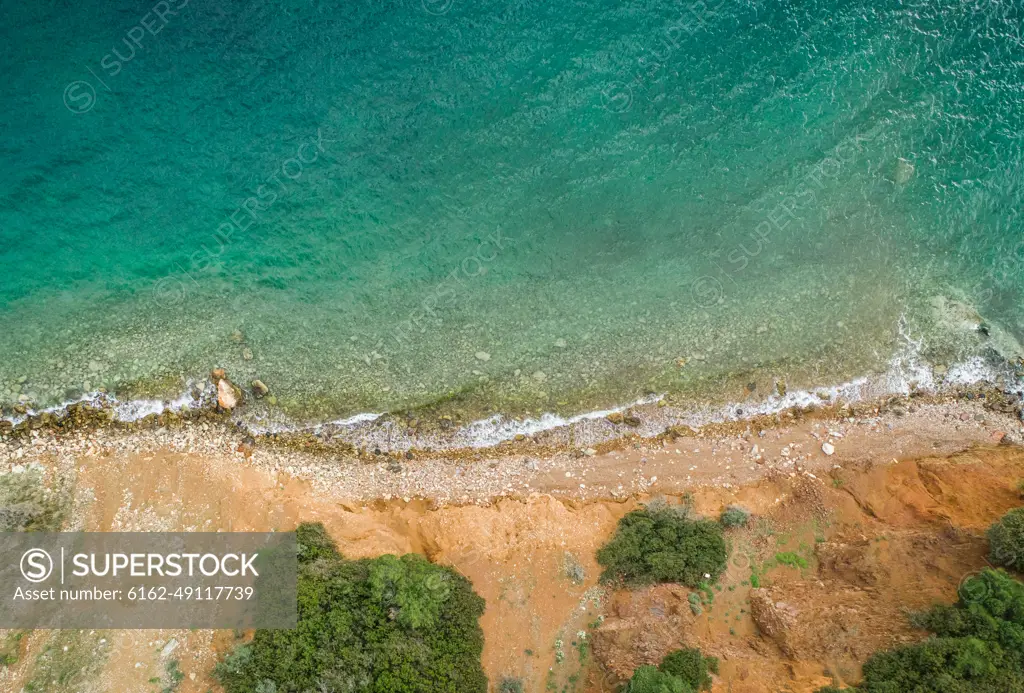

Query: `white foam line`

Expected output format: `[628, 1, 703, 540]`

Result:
[943, 356, 1002, 387]
[244, 410, 384, 435]
[454, 394, 665, 448]
[675, 327, 1017, 429]
[2, 381, 212, 427]
[4, 392, 105, 427]
[325, 412, 383, 427]
[3, 323, 1020, 447]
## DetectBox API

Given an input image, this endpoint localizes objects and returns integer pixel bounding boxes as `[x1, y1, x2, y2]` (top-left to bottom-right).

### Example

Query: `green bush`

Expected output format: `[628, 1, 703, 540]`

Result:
[597, 507, 728, 587]
[718, 505, 750, 529]
[774, 552, 808, 570]
[624, 648, 718, 693]
[816, 569, 1024, 692]
[215, 523, 488, 693]
[659, 648, 718, 691]
[0, 467, 69, 532]
[988, 507, 1024, 571]
[625, 665, 692, 693]
[498, 677, 523, 693]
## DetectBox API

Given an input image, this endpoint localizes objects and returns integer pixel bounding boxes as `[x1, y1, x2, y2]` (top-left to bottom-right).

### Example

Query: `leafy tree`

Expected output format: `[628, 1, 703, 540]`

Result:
[659, 648, 718, 691]
[624, 648, 719, 693]
[597, 507, 728, 587]
[216, 523, 487, 693]
[368, 554, 450, 630]
[987, 507, 1024, 571]
[816, 569, 1024, 693]
[625, 665, 693, 693]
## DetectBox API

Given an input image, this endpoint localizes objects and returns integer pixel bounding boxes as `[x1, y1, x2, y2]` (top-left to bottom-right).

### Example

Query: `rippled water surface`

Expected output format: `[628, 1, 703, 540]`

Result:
[1, 0, 1022, 420]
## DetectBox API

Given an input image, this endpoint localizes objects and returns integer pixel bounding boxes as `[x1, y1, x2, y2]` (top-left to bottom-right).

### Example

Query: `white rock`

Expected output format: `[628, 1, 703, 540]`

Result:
[217, 379, 239, 410]
[474, 351, 491, 362]
[160, 638, 179, 658]
[821, 442, 835, 456]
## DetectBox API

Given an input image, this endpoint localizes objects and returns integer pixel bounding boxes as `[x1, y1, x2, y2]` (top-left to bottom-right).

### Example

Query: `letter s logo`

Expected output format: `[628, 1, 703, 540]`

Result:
[21, 549, 54, 583]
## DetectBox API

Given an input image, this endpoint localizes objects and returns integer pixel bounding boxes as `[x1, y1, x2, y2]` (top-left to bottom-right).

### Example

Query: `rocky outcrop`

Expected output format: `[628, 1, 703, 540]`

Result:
[749, 589, 799, 656]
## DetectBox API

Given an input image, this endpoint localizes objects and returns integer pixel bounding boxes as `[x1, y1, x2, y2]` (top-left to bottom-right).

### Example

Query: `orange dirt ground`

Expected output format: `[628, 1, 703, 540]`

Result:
[2, 443, 1023, 693]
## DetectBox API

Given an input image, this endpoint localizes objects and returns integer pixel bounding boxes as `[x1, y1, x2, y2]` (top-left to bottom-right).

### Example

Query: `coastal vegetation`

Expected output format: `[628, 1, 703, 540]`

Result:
[987, 507, 1024, 571]
[0, 465, 69, 532]
[816, 568, 1024, 692]
[718, 505, 751, 529]
[596, 505, 728, 588]
[625, 648, 719, 693]
[214, 523, 487, 693]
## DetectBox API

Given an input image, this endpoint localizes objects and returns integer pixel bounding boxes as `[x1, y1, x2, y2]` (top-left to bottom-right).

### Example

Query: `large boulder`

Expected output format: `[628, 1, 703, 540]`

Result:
[211, 370, 242, 410]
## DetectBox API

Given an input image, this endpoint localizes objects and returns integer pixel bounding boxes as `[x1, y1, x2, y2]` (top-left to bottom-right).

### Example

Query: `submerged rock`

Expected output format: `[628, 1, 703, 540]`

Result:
[251, 379, 270, 398]
[895, 157, 915, 184]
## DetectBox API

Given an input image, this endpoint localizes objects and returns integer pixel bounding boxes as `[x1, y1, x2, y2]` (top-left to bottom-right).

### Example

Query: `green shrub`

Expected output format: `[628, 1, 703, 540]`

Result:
[0, 467, 70, 532]
[498, 677, 524, 693]
[215, 523, 487, 693]
[816, 569, 1024, 692]
[624, 648, 718, 693]
[597, 508, 728, 587]
[774, 552, 808, 569]
[625, 665, 693, 693]
[162, 659, 184, 693]
[659, 648, 718, 691]
[718, 505, 750, 529]
[988, 507, 1024, 571]
[0, 630, 25, 667]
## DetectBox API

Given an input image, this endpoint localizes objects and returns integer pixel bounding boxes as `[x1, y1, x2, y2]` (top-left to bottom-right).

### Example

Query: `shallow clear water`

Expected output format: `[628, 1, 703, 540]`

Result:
[1, 0, 1022, 421]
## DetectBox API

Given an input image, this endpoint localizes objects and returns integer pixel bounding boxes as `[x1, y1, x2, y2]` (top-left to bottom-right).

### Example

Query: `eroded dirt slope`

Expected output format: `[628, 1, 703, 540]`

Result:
[2, 444, 1023, 693]
[590, 446, 1024, 692]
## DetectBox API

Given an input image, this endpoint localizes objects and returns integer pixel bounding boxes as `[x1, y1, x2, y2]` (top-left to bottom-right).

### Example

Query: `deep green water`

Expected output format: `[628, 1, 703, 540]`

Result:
[1, 0, 1022, 421]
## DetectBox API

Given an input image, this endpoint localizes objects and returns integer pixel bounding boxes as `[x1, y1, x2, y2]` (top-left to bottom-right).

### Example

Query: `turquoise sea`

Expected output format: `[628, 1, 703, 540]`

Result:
[1, 0, 1022, 423]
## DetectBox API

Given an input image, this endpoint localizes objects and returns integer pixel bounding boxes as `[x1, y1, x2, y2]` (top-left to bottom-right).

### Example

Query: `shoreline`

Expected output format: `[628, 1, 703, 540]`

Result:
[2, 338, 1021, 457]
[4, 397, 1021, 693]
[4, 381, 1021, 508]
